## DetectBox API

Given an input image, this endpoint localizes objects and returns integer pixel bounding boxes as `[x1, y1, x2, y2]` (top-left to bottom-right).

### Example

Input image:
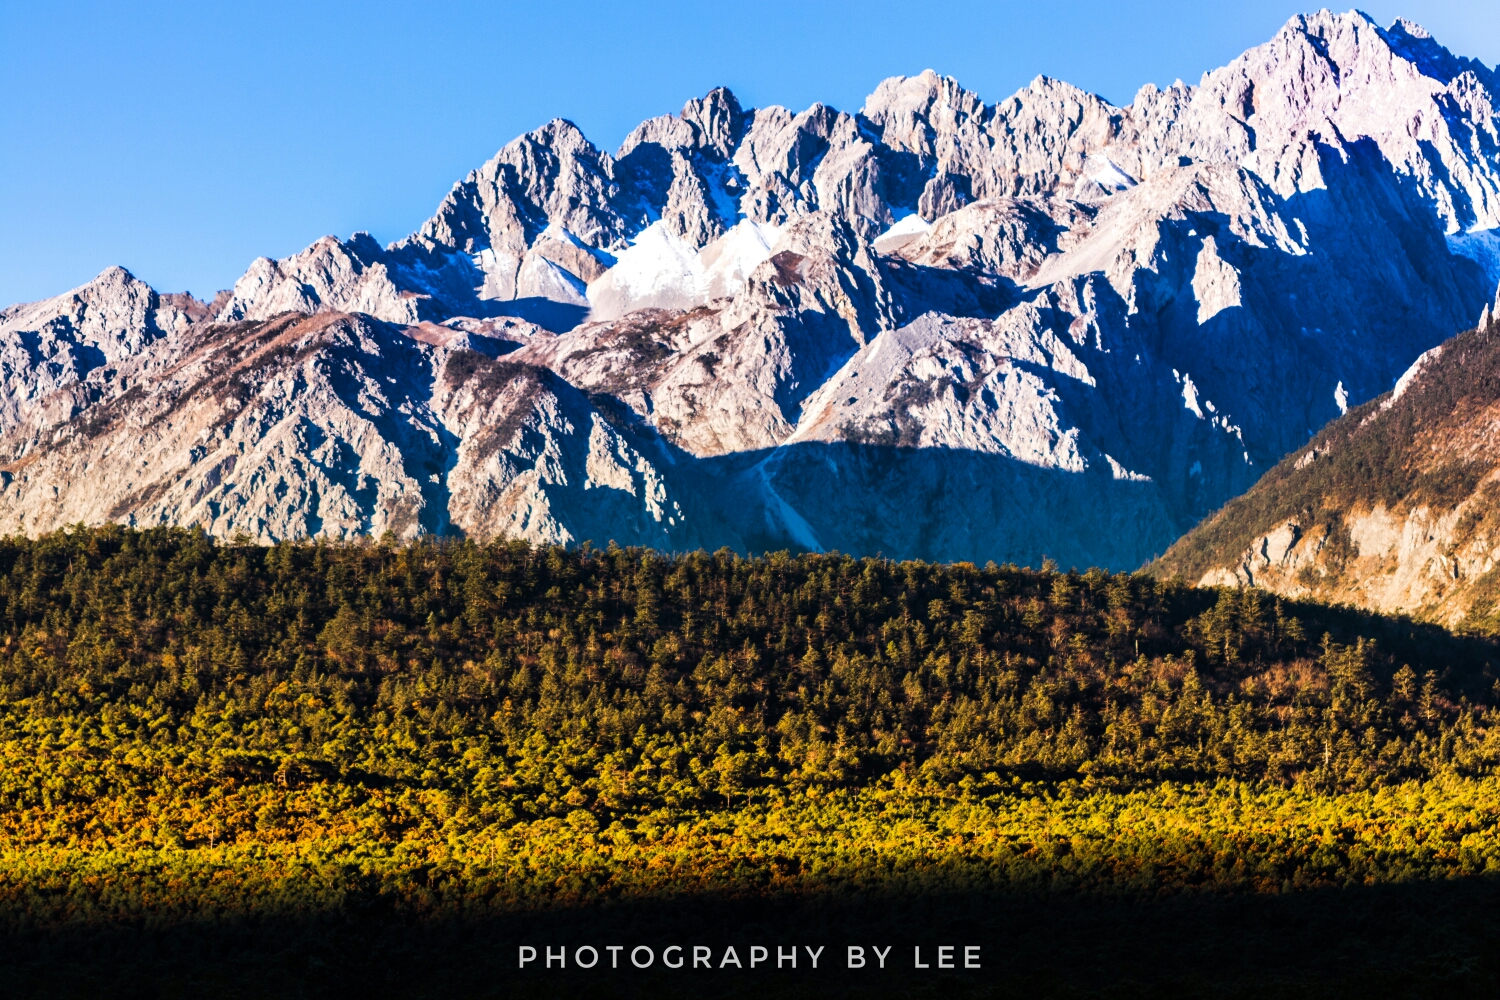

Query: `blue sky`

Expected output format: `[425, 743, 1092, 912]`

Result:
[2, 1, 1497, 306]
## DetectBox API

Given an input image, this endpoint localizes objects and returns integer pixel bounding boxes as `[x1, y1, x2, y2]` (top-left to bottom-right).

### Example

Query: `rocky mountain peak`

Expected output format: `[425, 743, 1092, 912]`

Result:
[6, 11, 1500, 570]
[0, 266, 198, 435]
[679, 86, 747, 160]
[1382, 15, 1495, 87]
[861, 69, 988, 150]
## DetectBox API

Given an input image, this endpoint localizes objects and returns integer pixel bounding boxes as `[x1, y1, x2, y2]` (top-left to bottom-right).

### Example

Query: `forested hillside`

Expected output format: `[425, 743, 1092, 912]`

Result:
[0, 526, 1497, 997]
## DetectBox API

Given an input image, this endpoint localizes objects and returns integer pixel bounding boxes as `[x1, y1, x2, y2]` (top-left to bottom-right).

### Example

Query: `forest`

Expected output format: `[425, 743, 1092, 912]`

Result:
[0, 525, 1496, 998]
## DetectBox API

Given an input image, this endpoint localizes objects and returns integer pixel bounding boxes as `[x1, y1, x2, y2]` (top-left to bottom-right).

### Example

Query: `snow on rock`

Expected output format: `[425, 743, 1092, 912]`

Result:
[586, 222, 703, 320]
[8, 10, 1500, 569]
[699, 220, 782, 299]
[1073, 154, 1137, 201]
[872, 213, 932, 254]
[517, 253, 588, 306]
[586, 219, 783, 321]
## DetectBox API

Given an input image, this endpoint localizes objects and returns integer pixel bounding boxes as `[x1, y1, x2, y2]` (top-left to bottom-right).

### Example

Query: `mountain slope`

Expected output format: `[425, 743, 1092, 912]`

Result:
[4, 10, 1500, 566]
[1153, 295, 1500, 627]
[0, 309, 725, 549]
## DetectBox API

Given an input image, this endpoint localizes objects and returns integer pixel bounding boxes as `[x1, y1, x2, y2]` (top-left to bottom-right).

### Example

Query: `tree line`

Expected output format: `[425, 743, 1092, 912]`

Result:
[0, 525, 1495, 850]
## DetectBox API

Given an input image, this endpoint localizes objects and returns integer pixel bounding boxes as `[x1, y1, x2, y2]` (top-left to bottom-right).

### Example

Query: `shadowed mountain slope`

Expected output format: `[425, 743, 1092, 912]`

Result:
[5, 11, 1500, 567]
[1153, 300, 1500, 627]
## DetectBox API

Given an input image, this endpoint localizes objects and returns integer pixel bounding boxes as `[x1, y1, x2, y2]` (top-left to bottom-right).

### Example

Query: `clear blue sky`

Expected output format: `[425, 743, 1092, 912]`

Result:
[2, 1, 1496, 306]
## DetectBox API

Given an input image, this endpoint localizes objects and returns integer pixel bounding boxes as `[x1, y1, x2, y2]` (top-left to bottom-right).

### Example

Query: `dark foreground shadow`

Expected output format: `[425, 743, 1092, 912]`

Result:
[2, 876, 1495, 1000]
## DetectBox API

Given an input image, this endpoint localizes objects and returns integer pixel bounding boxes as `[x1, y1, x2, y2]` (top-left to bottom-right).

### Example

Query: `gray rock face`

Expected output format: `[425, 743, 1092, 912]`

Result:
[0, 312, 458, 540]
[436, 350, 726, 549]
[6, 10, 1500, 568]
[0, 267, 199, 435]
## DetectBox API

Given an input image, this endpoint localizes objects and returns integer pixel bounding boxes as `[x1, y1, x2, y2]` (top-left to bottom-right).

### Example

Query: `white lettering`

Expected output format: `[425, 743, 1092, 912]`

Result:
[720, 946, 742, 968]
[914, 946, 929, 969]
[546, 946, 565, 969]
[873, 945, 891, 969]
[847, 945, 866, 969]
[965, 945, 981, 969]
[607, 945, 623, 968]
[750, 945, 768, 968]
[938, 945, 954, 969]
[663, 946, 683, 969]
[693, 946, 712, 969]
[777, 946, 796, 969]
[575, 946, 598, 969]
[805, 945, 824, 969]
[519, 945, 536, 968]
[631, 946, 654, 969]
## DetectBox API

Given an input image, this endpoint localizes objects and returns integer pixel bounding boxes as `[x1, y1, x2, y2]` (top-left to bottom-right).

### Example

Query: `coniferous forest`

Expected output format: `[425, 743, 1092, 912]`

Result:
[0, 526, 1496, 998]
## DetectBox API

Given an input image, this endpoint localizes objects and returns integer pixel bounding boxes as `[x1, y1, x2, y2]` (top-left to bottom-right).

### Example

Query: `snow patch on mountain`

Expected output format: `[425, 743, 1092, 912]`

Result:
[586, 219, 783, 321]
[8, 9, 1500, 570]
[873, 213, 933, 254]
[700, 220, 783, 299]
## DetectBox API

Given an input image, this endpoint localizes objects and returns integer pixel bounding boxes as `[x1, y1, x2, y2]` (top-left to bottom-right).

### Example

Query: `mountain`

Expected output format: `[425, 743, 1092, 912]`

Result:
[1153, 298, 1500, 628]
[3, 10, 1500, 567]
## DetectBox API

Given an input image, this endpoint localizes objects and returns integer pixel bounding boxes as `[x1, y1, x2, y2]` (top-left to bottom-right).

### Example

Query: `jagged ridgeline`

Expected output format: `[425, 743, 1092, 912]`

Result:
[4, 11, 1500, 569]
[1, 527, 1498, 996]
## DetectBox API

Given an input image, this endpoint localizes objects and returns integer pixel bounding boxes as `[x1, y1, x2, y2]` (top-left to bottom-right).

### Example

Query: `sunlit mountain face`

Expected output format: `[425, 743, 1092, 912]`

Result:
[4, 10, 1500, 571]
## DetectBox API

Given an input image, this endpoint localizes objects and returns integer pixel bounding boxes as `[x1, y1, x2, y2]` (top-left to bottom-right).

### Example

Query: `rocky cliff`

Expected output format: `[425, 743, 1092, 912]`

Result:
[4, 10, 1500, 567]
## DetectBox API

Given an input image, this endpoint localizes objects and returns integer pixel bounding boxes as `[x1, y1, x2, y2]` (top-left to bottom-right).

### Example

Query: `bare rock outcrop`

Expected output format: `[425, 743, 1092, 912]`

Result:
[0, 267, 199, 434]
[7, 11, 1500, 569]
